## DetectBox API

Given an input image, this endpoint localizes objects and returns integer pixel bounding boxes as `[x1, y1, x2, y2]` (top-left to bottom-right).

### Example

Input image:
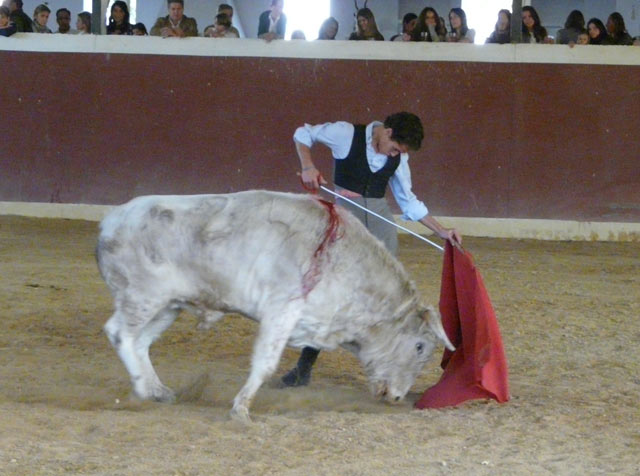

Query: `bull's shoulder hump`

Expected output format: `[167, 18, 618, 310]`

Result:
[99, 191, 314, 235]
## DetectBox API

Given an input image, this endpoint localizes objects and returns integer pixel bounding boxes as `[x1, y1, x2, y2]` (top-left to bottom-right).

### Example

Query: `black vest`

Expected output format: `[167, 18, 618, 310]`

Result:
[334, 125, 401, 198]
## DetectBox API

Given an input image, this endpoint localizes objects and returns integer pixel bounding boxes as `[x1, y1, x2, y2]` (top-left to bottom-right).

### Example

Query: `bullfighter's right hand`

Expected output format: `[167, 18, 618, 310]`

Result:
[301, 166, 327, 191]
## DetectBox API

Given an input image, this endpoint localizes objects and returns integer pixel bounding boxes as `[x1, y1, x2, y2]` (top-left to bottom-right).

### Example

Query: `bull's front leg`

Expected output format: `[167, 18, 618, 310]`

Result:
[230, 310, 300, 423]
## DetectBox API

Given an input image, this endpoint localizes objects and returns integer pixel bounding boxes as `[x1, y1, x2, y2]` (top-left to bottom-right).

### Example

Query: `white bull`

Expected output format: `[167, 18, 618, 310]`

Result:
[96, 190, 454, 422]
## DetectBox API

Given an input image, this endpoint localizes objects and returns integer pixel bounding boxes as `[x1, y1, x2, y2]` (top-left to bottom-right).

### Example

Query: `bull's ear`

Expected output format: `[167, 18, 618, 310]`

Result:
[423, 306, 455, 352]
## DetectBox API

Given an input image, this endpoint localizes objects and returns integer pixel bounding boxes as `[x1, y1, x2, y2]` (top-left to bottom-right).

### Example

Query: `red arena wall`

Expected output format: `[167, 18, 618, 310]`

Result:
[1, 37, 639, 222]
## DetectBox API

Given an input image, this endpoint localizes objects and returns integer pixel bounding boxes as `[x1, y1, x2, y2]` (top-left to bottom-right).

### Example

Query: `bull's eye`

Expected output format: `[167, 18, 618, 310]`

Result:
[416, 342, 424, 354]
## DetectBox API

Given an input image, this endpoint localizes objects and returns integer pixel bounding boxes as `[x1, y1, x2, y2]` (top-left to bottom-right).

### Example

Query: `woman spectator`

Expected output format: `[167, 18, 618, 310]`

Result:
[32, 4, 51, 33]
[0, 6, 17, 37]
[317, 16, 338, 40]
[349, 8, 383, 41]
[556, 9, 585, 44]
[586, 18, 608, 45]
[521, 6, 551, 44]
[132, 22, 148, 36]
[486, 9, 510, 44]
[606, 12, 633, 45]
[107, 0, 132, 36]
[446, 8, 474, 43]
[411, 7, 446, 42]
[76, 11, 91, 34]
[390, 12, 417, 42]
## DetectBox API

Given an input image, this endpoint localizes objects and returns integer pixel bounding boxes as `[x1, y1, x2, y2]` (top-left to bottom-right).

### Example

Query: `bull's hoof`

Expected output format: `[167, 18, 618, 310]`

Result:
[229, 405, 252, 424]
[145, 384, 176, 403]
[279, 367, 310, 388]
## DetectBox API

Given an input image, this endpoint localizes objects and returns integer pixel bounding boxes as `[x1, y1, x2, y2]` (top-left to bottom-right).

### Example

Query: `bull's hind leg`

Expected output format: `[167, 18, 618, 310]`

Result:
[230, 310, 301, 423]
[104, 303, 179, 402]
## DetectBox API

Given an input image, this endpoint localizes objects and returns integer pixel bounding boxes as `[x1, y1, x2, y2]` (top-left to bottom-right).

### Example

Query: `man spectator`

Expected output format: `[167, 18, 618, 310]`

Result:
[258, 0, 286, 41]
[55, 8, 75, 34]
[3, 0, 32, 32]
[218, 4, 239, 37]
[150, 0, 198, 38]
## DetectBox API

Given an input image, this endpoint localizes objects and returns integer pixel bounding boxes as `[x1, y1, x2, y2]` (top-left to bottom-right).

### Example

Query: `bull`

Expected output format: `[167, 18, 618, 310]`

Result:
[96, 191, 454, 422]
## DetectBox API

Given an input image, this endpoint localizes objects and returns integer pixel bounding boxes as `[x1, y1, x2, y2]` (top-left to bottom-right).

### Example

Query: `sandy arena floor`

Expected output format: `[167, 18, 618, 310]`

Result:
[0, 215, 638, 475]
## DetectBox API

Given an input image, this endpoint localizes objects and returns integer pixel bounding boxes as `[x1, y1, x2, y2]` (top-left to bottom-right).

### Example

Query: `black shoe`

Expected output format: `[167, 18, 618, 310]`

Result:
[280, 366, 311, 387]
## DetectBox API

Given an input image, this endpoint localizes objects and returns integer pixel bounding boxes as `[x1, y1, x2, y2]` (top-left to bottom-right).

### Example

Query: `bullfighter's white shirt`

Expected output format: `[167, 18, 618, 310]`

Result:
[293, 121, 429, 221]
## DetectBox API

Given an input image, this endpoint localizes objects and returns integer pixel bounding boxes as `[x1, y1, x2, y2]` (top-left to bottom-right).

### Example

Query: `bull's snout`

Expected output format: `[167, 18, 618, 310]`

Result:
[386, 393, 405, 404]
[373, 382, 405, 404]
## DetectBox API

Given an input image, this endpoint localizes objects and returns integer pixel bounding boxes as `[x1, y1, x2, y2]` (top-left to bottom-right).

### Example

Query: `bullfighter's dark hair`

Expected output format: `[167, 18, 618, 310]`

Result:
[168, 0, 184, 6]
[384, 112, 424, 151]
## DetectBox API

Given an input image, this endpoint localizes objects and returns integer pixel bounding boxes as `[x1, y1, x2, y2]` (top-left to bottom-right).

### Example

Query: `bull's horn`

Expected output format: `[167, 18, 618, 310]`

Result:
[424, 306, 455, 351]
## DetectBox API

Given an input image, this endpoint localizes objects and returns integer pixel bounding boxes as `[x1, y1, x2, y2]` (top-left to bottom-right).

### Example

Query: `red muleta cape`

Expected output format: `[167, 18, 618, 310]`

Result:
[415, 241, 510, 409]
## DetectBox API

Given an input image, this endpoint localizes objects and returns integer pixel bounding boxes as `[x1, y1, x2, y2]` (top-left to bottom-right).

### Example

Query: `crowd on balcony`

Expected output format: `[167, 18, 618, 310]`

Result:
[1, 0, 639, 46]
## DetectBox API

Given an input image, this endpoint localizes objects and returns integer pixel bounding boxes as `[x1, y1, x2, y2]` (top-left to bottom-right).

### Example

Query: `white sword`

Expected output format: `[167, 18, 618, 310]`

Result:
[319, 185, 445, 252]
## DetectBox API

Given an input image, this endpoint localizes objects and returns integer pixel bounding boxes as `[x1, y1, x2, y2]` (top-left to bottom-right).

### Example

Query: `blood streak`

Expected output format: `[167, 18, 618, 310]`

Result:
[301, 198, 342, 297]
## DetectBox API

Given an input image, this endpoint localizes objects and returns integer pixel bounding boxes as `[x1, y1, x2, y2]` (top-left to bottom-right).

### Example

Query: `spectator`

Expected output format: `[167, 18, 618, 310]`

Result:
[317, 16, 338, 40]
[204, 13, 238, 38]
[576, 29, 589, 45]
[446, 7, 474, 43]
[218, 4, 239, 37]
[132, 22, 147, 36]
[0, 5, 17, 36]
[150, 0, 198, 38]
[107, 1, 132, 35]
[556, 10, 585, 44]
[606, 12, 633, 45]
[586, 18, 608, 45]
[349, 8, 384, 41]
[204, 4, 239, 39]
[258, 0, 286, 41]
[31, 4, 51, 34]
[5, 0, 31, 32]
[76, 11, 91, 34]
[411, 7, 446, 42]
[290, 29, 305, 40]
[521, 6, 551, 44]
[55, 8, 74, 34]
[390, 12, 417, 42]
[486, 9, 510, 44]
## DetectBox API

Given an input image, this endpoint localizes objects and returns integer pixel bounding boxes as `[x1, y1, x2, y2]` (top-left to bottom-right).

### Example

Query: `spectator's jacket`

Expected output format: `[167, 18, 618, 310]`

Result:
[0, 22, 17, 37]
[32, 21, 52, 34]
[257, 10, 286, 38]
[150, 15, 198, 37]
[10, 9, 32, 32]
[607, 32, 634, 45]
[487, 30, 510, 44]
